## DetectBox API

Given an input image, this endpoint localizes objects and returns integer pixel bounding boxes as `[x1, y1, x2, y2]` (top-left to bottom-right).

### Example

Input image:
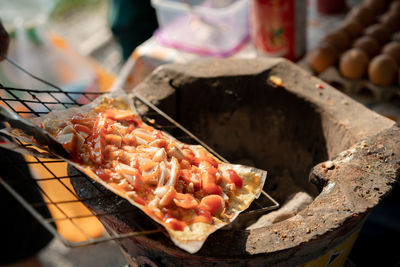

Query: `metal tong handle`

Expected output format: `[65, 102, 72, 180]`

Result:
[0, 106, 70, 158]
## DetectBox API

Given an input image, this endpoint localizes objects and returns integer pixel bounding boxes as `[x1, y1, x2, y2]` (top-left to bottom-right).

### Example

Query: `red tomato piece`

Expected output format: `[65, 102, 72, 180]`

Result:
[122, 133, 136, 146]
[164, 218, 185, 231]
[173, 193, 198, 209]
[71, 116, 95, 128]
[183, 148, 199, 166]
[126, 125, 136, 133]
[197, 149, 218, 168]
[179, 169, 192, 183]
[93, 168, 111, 181]
[103, 110, 137, 121]
[180, 159, 191, 169]
[191, 214, 211, 224]
[89, 135, 105, 165]
[199, 160, 218, 176]
[134, 130, 155, 143]
[105, 134, 122, 147]
[140, 161, 157, 172]
[201, 172, 222, 195]
[159, 186, 177, 207]
[114, 162, 139, 176]
[199, 195, 223, 215]
[135, 196, 147, 206]
[227, 169, 243, 188]
[141, 164, 160, 185]
[194, 207, 212, 223]
[73, 124, 92, 135]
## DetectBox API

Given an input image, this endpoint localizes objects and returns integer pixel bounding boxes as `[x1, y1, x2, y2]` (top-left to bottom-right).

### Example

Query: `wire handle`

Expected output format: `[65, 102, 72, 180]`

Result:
[0, 105, 70, 158]
[4, 56, 65, 91]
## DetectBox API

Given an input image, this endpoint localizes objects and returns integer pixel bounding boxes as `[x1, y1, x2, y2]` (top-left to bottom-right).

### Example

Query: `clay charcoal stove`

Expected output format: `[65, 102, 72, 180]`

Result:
[69, 58, 400, 266]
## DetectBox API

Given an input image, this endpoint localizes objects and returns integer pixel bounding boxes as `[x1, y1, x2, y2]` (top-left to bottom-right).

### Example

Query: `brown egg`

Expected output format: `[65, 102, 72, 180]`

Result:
[364, 24, 393, 45]
[380, 10, 400, 32]
[348, 4, 375, 26]
[368, 54, 398, 86]
[390, 1, 400, 13]
[322, 30, 350, 51]
[382, 42, 400, 64]
[338, 19, 363, 40]
[353, 35, 380, 58]
[309, 43, 339, 74]
[364, 0, 387, 14]
[399, 69, 400, 86]
[339, 48, 369, 79]
[395, 32, 400, 42]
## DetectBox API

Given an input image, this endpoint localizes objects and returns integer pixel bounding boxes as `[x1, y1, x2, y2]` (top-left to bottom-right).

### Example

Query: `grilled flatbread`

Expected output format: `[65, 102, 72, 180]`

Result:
[0, 90, 266, 253]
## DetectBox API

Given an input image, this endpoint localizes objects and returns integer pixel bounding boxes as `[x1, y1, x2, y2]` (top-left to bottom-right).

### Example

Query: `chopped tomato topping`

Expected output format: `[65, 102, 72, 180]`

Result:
[103, 109, 138, 121]
[151, 139, 167, 148]
[89, 135, 105, 165]
[144, 206, 164, 220]
[93, 116, 108, 133]
[93, 168, 111, 181]
[87, 115, 110, 164]
[164, 218, 185, 231]
[122, 133, 136, 146]
[114, 162, 139, 176]
[107, 150, 124, 161]
[134, 131, 155, 143]
[124, 173, 142, 190]
[173, 193, 198, 209]
[179, 169, 192, 183]
[159, 186, 176, 207]
[198, 195, 223, 215]
[126, 124, 136, 133]
[141, 163, 160, 185]
[61, 108, 250, 232]
[140, 161, 157, 172]
[71, 116, 95, 128]
[183, 148, 198, 166]
[73, 124, 92, 135]
[197, 149, 218, 168]
[199, 160, 217, 176]
[141, 125, 155, 131]
[152, 209, 164, 220]
[191, 214, 211, 224]
[58, 133, 75, 152]
[179, 169, 201, 190]
[153, 129, 164, 139]
[194, 208, 212, 224]
[105, 134, 122, 147]
[180, 159, 191, 169]
[227, 169, 243, 188]
[135, 196, 147, 206]
[201, 172, 222, 195]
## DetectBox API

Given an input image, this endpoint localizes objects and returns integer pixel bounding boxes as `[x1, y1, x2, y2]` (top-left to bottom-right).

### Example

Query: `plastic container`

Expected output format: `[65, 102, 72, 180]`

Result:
[151, 0, 249, 57]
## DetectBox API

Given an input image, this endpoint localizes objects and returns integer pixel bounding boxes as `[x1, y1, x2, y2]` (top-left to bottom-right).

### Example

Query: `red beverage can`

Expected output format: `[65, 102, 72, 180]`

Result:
[250, 0, 307, 61]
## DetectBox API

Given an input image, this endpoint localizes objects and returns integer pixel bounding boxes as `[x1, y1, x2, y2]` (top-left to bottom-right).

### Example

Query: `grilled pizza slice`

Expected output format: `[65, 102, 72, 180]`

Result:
[2, 91, 266, 253]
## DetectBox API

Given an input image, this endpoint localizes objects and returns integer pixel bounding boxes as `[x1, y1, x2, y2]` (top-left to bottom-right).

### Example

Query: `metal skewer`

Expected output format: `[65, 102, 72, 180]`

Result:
[0, 105, 70, 158]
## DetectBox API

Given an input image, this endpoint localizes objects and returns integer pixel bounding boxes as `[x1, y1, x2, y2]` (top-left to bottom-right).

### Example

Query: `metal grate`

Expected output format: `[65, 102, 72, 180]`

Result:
[0, 61, 279, 248]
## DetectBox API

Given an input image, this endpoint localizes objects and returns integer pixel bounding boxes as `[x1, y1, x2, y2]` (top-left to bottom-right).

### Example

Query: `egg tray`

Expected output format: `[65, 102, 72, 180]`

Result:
[298, 57, 400, 104]
[302, 0, 400, 103]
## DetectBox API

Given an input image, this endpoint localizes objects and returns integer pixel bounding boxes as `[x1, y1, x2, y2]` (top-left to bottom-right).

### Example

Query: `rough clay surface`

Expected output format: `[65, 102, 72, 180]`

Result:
[70, 58, 400, 266]
[247, 192, 313, 229]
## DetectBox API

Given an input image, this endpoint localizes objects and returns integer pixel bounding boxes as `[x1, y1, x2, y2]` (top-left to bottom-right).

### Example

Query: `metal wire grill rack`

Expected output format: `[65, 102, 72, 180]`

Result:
[0, 81, 279, 248]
